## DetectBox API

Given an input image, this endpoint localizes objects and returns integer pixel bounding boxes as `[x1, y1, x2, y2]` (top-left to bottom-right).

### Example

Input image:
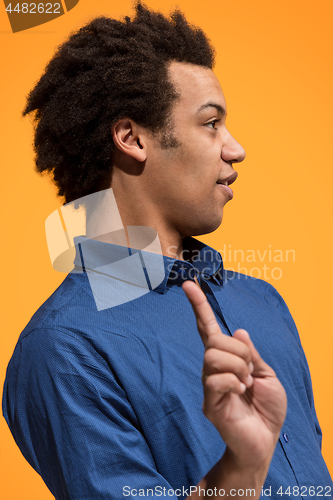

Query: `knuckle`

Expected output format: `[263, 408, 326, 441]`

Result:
[198, 317, 216, 331]
[205, 332, 222, 349]
[224, 373, 240, 391]
[204, 375, 219, 391]
[203, 348, 226, 375]
[235, 357, 249, 378]
[204, 373, 240, 394]
[203, 348, 249, 380]
[239, 343, 251, 363]
[204, 347, 219, 366]
[224, 372, 236, 384]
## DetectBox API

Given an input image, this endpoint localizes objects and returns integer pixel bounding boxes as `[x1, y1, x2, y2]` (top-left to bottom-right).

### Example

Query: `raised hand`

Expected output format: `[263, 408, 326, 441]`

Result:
[182, 280, 287, 470]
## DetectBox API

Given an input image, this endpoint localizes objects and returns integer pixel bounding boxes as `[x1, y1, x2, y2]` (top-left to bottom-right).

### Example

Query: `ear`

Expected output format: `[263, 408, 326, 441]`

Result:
[112, 119, 147, 162]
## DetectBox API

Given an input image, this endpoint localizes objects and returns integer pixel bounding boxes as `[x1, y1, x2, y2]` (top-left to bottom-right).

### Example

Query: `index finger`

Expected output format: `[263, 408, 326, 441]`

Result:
[182, 280, 252, 364]
[182, 280, 221, 346]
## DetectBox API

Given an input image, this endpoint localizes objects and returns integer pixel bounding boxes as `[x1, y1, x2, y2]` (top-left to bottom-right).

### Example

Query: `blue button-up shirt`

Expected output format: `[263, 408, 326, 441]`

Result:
[2, 236, 332, 499]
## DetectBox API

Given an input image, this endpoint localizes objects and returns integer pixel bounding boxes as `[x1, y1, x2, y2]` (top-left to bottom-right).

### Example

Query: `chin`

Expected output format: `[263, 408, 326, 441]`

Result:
[185, 213, 223, 238]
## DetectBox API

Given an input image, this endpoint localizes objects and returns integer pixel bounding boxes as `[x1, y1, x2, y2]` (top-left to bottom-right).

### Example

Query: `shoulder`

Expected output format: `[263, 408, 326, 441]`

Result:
[7, 272, 112, 378]
[225, 268, 284, 303]
[8, 270, 151, 383]
[20, 271, 91, 335]
[224, 269, 301, 344]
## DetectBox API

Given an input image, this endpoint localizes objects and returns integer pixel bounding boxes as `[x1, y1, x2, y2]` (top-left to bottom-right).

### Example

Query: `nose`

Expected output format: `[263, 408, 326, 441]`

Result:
[221, 130, 246, 164]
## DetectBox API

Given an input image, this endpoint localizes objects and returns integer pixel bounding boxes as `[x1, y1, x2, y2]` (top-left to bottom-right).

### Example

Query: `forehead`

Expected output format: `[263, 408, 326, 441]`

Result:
[168, 61, 226, 114]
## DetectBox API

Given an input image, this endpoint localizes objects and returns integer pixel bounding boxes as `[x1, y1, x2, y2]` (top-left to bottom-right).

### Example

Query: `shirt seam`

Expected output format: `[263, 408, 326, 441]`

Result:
[19, 326, 113, 368]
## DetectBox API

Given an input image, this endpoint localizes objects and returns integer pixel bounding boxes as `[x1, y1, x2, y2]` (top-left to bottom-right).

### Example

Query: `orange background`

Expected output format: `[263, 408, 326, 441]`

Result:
[1, 0, 332, 497]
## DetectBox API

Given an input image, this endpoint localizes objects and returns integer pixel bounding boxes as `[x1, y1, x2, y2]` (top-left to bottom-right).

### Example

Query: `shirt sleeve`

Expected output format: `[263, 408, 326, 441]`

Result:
[3, 327, 178, 500]
[263, 281, 323, 448]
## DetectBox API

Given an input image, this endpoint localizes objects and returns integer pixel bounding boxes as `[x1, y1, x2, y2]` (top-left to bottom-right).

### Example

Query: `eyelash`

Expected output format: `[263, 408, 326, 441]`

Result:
[206, 119, 221, 130]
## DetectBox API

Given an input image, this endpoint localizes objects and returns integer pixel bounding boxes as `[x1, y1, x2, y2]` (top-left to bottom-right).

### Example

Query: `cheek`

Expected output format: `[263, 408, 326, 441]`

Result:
[157, 141, 220, 191]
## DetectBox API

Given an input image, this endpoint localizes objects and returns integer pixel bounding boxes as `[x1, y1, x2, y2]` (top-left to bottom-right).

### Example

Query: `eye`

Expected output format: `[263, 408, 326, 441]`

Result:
[206, 119, 221, 130]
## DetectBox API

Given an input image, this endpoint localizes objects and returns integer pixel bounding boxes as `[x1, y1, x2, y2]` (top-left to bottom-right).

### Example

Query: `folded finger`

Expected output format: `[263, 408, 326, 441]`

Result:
[233, 329, 276, 378]
[203, 372, 246, 414]
[203, 348, 253, 388]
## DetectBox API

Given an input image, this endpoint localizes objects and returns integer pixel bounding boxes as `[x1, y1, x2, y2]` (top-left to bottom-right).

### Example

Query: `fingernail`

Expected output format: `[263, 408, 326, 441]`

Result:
[248, 362, 254, 374]
[240, 382, 246, 393]
[246, 374, 253, 387]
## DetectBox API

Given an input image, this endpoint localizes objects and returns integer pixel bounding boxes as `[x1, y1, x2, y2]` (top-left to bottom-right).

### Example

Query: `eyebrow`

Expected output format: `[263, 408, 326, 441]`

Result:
[196, 102, 227, 116]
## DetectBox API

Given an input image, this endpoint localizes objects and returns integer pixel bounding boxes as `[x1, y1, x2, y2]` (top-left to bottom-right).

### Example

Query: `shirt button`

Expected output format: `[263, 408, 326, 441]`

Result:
[283, 432, 289, 442]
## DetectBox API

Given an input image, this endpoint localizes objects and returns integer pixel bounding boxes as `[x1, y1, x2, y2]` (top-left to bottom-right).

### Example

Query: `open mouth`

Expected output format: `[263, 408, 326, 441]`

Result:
[216, 171, 238, 187]
[216, 172, 238, 199]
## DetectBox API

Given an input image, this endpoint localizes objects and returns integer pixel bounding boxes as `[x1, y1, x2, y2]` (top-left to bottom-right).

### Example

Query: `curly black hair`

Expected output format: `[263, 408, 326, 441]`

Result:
[23, 2, 215, 204]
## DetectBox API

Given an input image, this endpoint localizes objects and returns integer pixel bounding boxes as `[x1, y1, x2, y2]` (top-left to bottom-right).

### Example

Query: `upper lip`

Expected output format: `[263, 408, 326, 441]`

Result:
[216, 171, 238, 186]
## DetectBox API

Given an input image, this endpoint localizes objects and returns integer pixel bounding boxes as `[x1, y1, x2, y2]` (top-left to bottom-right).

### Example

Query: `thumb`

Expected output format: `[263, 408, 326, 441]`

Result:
[233, 329, 275, 378]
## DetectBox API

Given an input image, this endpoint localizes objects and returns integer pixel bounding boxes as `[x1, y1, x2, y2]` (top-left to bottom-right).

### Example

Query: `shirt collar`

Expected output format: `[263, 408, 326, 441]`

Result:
[73, 235, 224, 295]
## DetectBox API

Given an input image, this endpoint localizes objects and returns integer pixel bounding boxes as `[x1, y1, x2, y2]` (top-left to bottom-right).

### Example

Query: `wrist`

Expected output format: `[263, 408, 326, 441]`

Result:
[216, 447, 270, 499]
[200, 447, 271, 500]
[221, 446, 272, 477]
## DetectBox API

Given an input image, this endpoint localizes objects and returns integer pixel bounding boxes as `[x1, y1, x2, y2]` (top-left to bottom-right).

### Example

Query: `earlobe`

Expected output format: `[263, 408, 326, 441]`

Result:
[112, 119, 146, 162]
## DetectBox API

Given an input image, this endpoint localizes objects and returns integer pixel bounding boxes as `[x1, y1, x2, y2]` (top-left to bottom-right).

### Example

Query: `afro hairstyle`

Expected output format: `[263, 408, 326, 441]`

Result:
[23, 2, 215, 204]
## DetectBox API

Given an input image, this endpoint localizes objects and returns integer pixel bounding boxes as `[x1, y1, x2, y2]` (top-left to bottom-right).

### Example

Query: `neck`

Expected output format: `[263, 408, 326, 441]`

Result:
[85, 188, 185, 260]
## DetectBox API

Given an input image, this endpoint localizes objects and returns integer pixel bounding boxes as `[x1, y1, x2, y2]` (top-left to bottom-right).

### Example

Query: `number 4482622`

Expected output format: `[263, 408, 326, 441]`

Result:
[6, 3, 61, 14]
[277, 485, 332, 496]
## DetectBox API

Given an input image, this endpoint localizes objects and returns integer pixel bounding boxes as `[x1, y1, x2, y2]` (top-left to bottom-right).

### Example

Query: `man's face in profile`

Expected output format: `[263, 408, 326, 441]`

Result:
[143, 61, 246, 239]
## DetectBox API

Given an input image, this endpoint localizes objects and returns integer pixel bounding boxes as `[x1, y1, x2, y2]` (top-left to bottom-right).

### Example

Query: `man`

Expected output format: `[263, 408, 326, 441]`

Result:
[2, 3, 332, 500]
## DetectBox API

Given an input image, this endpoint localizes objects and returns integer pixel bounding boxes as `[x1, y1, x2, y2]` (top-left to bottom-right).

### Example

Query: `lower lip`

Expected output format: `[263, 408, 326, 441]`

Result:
[217, 183, 234, 199]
